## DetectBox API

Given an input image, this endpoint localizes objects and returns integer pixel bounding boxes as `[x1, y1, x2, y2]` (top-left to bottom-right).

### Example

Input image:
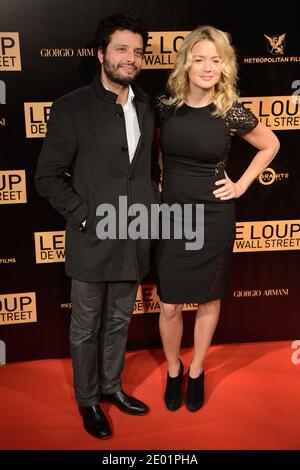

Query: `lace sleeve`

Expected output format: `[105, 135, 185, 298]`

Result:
[155, 93, 173, 124]
[225, 101, 259, 136]
[155, 93, 169, 113]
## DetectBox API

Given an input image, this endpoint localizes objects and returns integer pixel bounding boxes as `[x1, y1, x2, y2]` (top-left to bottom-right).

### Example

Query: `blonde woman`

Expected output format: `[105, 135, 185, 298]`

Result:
[155, 26, 280, 412]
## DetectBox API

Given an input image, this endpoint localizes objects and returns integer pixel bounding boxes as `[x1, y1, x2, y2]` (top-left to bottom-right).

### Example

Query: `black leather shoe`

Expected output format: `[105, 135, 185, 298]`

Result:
[101, 391, 149, 415]
[186, 370, 205, 412]
[80, 405, 112, 439]
[164, 359, 184, 411]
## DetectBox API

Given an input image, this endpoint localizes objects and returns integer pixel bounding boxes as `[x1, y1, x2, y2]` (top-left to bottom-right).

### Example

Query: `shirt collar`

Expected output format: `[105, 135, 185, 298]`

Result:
[127, 85, 135, 103]
[92, 75, 148, 104]
[102, 81, 135, 106]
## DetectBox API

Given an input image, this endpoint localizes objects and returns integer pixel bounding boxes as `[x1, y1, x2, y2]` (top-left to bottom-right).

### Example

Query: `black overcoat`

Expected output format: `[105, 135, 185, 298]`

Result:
[35, 76, 160, 282]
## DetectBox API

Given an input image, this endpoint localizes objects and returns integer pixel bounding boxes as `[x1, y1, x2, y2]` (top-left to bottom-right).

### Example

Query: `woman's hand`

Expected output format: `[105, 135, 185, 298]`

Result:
[213, 171, 245, 200]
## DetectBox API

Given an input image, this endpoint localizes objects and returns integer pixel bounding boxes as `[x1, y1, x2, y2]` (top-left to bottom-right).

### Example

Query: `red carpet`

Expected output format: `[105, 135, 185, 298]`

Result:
[0, 341, 299, 450]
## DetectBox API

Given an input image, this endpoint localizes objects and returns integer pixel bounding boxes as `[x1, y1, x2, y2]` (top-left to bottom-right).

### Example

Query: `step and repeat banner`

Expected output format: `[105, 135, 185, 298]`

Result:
[1, 0, 299, 362]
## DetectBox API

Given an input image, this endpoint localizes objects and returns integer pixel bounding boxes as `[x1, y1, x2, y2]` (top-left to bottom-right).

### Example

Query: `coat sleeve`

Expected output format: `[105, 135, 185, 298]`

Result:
[35, 98, 88, 230]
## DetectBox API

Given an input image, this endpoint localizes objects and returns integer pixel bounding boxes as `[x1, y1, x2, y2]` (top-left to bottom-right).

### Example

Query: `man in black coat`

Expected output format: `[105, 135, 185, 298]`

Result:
[35, 14, 160, 439]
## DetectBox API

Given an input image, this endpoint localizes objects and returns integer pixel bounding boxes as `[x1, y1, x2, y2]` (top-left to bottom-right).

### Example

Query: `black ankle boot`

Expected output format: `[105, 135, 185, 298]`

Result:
[164, 359, 184, 411]
[186, 370, 205, 412]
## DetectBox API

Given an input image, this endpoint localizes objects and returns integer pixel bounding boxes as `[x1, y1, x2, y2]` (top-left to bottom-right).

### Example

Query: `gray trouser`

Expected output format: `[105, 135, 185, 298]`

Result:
[70, 279, 138, 406]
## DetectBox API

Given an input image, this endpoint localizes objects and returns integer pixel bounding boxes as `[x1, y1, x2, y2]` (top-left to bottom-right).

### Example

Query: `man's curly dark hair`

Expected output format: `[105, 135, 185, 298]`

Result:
[95, 14, 148, 52]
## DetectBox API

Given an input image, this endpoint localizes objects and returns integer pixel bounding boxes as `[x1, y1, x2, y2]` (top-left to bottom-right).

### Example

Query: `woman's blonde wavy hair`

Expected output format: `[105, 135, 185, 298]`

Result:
[165, 25, 239, 117]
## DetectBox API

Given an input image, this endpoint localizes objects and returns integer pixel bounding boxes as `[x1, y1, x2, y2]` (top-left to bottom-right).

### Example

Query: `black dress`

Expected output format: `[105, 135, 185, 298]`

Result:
[156, 97, 258, 304]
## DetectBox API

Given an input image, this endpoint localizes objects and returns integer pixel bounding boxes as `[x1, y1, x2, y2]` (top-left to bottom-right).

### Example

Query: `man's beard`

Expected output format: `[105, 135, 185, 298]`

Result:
[103, 57, 140, 86]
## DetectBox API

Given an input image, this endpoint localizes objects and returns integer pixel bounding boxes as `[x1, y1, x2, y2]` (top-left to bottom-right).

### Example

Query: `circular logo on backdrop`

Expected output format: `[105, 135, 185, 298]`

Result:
[258, 167, 276, 185]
